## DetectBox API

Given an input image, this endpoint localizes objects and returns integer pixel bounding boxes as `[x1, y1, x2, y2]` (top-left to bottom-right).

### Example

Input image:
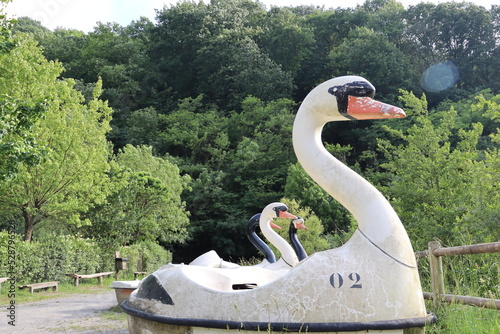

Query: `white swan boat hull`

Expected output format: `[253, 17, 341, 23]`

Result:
[121, 76, 437, 333]
[122, 231, 435, 333]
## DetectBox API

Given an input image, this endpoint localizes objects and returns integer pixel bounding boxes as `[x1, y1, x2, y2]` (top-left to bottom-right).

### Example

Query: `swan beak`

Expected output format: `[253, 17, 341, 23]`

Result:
[270, 222, 281, 229]
[296, 223, 308, 230]
[293, 217, 308, 229]
[348, 96, 406, 120]
[278, 211, 297, 219]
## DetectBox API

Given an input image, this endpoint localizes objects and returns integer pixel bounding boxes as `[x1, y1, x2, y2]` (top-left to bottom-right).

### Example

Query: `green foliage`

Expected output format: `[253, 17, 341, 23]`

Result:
[0, 96, 45, 179]
[328, 27, 415, 104]
[403, 2, 498, 98]
[0, 231, 105, 283]
[0, 231, 172, 283]
[379, 91, 498, 249]
[0, 35, 113, 241]
[127, 107, 160, 147]
[0, 33, 51, 179]
[197, 36, 294, 110]
[229, 97, 297, 209]
[116, 241, 172, 275]
[458, 95, 500, 241]
[81, 145, 190, 247]
[361, 0, 406, 41]
[255, 7, 315, 76]
[158, 95, 230, 168]
[0, 0, 15, 54]
[2, 0, 499, 268]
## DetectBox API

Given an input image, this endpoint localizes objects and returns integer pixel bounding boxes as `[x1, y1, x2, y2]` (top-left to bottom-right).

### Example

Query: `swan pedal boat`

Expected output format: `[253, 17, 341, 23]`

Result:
[122, 76, 437, 333]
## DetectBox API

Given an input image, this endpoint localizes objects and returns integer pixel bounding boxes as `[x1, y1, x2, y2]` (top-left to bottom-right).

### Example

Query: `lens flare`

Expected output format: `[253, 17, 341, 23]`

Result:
[421, 61, 459, 93]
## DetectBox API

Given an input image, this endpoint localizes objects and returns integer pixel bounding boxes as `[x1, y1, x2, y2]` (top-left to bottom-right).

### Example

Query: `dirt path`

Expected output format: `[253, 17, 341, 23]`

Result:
[1, 290, 129, 333]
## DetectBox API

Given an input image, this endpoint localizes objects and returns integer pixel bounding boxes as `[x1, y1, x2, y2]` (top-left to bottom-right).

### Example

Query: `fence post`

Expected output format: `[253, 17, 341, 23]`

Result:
[428, 241, 445, 310]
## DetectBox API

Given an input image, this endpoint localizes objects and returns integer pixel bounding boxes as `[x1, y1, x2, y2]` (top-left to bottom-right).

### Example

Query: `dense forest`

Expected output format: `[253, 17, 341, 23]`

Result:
[0, 0, 498, 266]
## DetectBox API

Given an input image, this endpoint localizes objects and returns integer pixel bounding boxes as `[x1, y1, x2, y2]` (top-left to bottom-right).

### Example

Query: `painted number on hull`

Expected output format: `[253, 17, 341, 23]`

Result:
[329, 273, 362, 289]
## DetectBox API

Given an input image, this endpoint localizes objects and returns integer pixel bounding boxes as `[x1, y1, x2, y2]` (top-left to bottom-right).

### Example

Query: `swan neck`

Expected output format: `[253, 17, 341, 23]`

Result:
[260, 218, 298, 266]
[292, 104, 417, 267]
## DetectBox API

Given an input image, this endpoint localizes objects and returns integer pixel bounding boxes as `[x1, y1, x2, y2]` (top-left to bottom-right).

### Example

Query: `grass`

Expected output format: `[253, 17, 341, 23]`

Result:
[0, 276, 120, 304]
[426, 301, 500, 334]
[101, 305, 128, 321]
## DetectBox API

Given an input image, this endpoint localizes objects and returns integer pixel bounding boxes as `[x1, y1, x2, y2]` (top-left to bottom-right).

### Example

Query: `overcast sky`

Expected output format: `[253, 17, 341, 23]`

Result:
[5, 0, 498, 33]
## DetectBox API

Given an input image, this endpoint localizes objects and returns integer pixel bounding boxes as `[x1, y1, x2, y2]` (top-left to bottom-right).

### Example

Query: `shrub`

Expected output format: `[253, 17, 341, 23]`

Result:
[0, 232, 106, 283]
[0, 232, 171, 283]
[115, 241, 172, 276]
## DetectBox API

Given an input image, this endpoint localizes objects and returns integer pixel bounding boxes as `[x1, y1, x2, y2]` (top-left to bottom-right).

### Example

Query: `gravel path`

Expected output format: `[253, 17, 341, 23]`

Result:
[1, 290, 129, 333]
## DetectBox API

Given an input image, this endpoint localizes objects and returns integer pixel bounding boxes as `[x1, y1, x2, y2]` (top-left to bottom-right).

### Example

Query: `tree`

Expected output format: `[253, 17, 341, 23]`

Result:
[228, 97, 297, 210]
[458, 94, 500, 242]
[0, 3, 46, 180]
[195, 35, 294, 110]
[328, 27, 416, 104]
[295, 8, 362, 99]
[157, 95, 231, 169]
[0, 93, 45, 180]
[403, 3, 497, 94]
[126, 107, 160, 148]
[361, 0, 405, 43]
[378, 91, 488, 249]
[0, 0, 15, 54]
[81, 145, 190, 247]
[12, 16, 52, 38]
[150, 0, 293, 111]
[0, 36, 112, 241]
[255, 7, 315, 77]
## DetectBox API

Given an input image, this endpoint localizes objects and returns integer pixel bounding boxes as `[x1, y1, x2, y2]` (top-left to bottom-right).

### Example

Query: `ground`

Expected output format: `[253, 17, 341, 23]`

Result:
[0, 290, 128, 333]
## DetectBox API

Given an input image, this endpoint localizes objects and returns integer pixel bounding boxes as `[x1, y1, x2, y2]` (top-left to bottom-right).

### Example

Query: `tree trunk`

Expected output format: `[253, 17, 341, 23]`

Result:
[22, 209, 35, 242]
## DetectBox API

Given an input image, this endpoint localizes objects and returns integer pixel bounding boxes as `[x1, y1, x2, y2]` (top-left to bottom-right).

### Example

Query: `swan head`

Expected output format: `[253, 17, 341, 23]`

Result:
[261, 202, 297, 224]
[292, 217, 307, 230]
[247, 213, 281, 231]
[298, 76, 405, 123]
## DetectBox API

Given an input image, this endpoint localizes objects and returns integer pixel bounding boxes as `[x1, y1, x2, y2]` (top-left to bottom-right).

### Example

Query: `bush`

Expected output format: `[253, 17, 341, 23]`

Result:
[115, 241, 172, 276]
[0, 231, 172, 283]
[0, 232, 106, 283]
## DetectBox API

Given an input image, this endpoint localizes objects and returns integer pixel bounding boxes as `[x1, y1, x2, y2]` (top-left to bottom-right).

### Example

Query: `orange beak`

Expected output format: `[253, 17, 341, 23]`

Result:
[270, 222, 281, 229]
[296, 222, 308, 230]
[278, 211, 297, 219]
[293, 217, 308, 229]
[347, 96, 406, 120]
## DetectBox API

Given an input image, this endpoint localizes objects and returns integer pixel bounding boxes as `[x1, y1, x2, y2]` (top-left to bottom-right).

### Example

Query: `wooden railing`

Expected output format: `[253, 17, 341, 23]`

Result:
[415, 241, 500, 310]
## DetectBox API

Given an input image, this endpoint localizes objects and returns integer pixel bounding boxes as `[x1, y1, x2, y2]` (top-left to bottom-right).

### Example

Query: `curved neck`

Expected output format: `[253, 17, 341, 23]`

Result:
[260, 217, 298, 267]
[292, 109, 416, 266]
[247, 214, 276, 263]
[289, 222, 307, 261]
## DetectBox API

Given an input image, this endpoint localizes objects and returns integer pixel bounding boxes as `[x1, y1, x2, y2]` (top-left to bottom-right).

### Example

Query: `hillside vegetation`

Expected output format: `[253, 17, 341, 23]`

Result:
[0, 0, 498, 303]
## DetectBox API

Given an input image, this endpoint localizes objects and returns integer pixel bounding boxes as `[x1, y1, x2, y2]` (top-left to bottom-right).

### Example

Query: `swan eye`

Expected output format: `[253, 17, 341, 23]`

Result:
[328, 81, 376, 98]
[273, 205, 288, 217]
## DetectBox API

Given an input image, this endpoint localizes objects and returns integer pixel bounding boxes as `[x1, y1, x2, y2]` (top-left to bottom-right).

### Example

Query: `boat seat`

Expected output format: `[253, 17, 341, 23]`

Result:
[179, 265, 283, 292]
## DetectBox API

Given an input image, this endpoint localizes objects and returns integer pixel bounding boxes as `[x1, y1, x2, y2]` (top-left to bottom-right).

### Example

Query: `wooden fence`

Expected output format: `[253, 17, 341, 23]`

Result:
[415, 241, 500, 310]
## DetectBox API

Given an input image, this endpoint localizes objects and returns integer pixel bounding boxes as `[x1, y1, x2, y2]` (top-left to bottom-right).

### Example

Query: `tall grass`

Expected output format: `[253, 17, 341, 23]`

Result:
[416, 242, 499, 333]
[425, 302, 500, 334]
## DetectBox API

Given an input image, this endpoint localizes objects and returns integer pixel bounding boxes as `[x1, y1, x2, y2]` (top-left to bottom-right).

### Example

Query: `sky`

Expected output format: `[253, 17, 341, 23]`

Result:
[4, 0, 498, 33]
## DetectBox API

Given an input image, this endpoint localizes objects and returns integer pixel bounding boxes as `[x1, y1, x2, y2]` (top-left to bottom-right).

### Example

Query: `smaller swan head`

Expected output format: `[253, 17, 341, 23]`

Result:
[292, 217, 307, 230]
[261, 202, 297, 223]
